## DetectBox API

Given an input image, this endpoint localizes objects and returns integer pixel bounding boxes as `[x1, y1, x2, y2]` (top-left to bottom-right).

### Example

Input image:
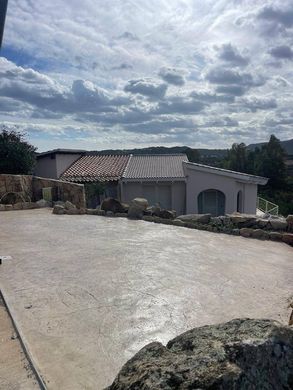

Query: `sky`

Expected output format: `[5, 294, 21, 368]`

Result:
[0, 0, 293, 152]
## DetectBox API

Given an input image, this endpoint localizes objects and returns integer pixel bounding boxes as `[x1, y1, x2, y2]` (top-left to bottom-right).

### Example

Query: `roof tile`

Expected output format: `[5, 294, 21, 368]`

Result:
[61, 155, 130, 182]
[123, 154, 187, 179]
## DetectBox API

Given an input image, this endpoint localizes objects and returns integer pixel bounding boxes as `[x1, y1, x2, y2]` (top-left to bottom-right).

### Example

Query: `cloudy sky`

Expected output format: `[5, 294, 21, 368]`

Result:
[0, 0, 293, 151]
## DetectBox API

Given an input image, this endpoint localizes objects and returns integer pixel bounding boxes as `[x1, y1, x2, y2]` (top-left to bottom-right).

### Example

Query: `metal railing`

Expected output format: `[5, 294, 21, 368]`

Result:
[257, 197, 279, 216]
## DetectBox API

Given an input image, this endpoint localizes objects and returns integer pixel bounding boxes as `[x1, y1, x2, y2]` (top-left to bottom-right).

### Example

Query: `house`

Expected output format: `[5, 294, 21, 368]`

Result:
[120, 155, 267, 216]
[183, 161, 267, 215]
[60, 154, 130, 207]
[35, 149, 85, 179]
[35, 150, 268, 215]
[120, 154, 187, 215]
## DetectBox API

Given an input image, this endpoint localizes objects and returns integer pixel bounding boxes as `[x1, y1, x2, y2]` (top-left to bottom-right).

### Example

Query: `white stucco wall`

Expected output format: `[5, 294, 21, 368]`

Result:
[121, 180, 186, 215]
[35, 153, 82, 179]
[185, 166, 258, 215]
[34, 156, 57, 179]
[56, 154, 82, 178]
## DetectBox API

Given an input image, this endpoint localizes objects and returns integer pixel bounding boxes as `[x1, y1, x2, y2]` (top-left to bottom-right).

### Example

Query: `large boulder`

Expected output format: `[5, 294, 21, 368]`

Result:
[176, 214, 211, 224]
[268, 217, 288, 231]
[64, 200, 76, 210]
[106, 318, 293, 390]
[101, 198, 125, 214]
[52, 205, 65, 215]
[227, 213, 258, 227]
[128, 198, 148, 219]
[132, 198, 149, 209]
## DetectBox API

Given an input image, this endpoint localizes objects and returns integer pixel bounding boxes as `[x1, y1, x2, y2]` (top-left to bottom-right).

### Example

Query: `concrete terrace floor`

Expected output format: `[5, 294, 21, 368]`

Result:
[0, 209, 292, 389]
[0, 294, 39, 389]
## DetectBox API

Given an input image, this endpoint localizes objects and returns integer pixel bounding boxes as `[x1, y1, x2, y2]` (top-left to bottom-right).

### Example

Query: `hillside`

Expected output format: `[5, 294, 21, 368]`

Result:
[91, 139, 292, 159]
[248, 138, 293, 155]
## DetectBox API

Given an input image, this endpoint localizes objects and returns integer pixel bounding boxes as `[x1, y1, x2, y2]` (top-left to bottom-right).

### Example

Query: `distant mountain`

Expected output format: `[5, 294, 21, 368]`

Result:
[87, 146, 228, 158]
[88, 138, 293, 160]
[247, 138, 293, 155]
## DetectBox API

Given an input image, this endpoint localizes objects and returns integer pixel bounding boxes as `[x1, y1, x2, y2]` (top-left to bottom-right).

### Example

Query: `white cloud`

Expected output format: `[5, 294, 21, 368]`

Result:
[1, 0, 293, 149]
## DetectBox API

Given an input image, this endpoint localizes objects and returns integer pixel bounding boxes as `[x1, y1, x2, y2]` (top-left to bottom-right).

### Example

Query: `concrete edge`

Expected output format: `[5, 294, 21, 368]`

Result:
[0, 288, 47, 390]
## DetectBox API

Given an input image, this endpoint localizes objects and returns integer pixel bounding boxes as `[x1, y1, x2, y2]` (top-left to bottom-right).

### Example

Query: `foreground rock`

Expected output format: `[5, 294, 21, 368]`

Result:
[176, 213, 211, 224]
[128, 198, 149, 219]
[101, 198, 126, 213]
[107, 318, 293, 390]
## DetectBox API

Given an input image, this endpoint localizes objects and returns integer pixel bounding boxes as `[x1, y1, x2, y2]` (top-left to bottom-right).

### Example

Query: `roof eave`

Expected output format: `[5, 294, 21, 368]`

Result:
[183, 161, 268, 185]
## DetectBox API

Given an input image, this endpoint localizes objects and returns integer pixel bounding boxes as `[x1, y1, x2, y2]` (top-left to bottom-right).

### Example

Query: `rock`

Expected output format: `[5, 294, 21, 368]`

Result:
[239, 227, 253, 238]
[251, 229, 269, 240]
[121, 203, 129, 212]
[36, 199, 51, 208]
[4, 204, 13, 211]
[54, 201, 65, 207]
[13, 202, 23, 210]
[86, 209, 101, 215]
[107, 318, 293, 390]
[132, 197, 149, 209]
[160, 218, 173, 225]
[268, 218, 288, 231]
[176, 214, 211, 224]
[172, 219, 185, 227]
[64, 201, 76, 210]
[66, 208, 79, 215]
[286, 215, 293, 232]
[115, 212, 127, 218]
[52, 205, 65, 215]
[232, 228, 240, 235]
[101, 198, 125, 213]
[78, 208, 86, 215]
[256, 218, 269, 228]
[142, 215, 155, 222]
[106, 211, 115, 217]
[128, 198, 149, 219]
[269, 232, 283, 241]
[157, 209, 175, 220]
[282, 233, 293, 246]
[147, 205, 161, 216]
[22, 202, 37, 210]
[0, 204, 5, 211]
[227, 213, 258, 227]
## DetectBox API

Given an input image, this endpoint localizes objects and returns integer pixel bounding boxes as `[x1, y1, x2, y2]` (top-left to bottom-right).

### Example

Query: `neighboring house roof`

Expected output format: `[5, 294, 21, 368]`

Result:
[36, 149, 86, 159]
[183, 161, 268, 185]
[122, 154, 188, 180]
[60, 155, 130, 182]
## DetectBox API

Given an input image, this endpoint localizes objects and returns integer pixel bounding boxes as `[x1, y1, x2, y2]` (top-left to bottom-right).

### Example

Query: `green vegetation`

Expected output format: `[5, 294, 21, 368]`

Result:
[221, 135, 292, 216]
[0, 127, 37, 174]
[84, 182, 105, 207]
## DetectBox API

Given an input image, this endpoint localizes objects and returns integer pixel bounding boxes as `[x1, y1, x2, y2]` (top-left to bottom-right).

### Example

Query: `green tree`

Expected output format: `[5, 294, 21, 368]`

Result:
[255, 135, 287, 188]
[185, 147, 200, 163]
[223, 143, 248, 173]
[0, 127, 37, 174]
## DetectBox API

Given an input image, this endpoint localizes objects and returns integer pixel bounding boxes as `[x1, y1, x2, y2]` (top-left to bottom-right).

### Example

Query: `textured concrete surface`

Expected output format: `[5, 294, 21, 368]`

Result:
[0, 294, 39, 390]
[0, 209, 292, 389]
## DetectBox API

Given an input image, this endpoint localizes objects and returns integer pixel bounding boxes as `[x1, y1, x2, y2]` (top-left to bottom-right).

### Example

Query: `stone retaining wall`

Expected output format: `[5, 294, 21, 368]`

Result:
[0, 174, 86, 209]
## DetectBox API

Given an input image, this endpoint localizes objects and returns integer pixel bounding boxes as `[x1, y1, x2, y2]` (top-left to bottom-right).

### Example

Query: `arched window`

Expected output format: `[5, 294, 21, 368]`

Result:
[198, 189, 225, 216]
[237, 190, 243, 213]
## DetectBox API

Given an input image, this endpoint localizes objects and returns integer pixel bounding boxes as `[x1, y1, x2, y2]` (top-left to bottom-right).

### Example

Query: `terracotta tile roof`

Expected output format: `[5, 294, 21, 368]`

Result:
[123, 154, 187, 180]
[60, 155, 130, 182]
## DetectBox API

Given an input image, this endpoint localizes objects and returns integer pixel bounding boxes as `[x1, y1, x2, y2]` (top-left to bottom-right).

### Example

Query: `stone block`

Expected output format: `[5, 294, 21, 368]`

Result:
[251, 229, 269, 240]
[240, 228, 253, 238]
[282, 233, 293, 246]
